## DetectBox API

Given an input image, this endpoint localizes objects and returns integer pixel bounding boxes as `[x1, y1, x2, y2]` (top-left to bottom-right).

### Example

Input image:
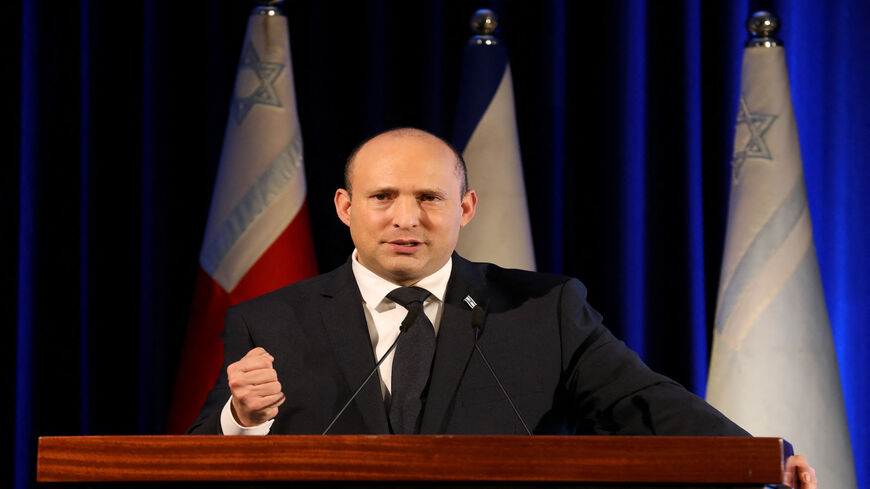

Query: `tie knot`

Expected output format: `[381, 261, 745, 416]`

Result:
[387, 286, 431, 308]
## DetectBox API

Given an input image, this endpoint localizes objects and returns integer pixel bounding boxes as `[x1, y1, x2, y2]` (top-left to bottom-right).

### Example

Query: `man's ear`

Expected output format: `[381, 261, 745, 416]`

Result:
[334, 188, 352, 227]
[459, 189, 477, 227]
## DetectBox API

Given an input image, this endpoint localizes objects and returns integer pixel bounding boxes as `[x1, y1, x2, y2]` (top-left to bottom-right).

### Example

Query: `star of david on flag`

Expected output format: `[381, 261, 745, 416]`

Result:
[232, 41, 284, 124]
[731, 95, 777, 181]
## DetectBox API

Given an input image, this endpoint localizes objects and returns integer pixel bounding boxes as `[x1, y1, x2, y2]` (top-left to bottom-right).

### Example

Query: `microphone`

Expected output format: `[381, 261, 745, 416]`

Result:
[465, 297, 532, 435]
[321, 305, 422, 435]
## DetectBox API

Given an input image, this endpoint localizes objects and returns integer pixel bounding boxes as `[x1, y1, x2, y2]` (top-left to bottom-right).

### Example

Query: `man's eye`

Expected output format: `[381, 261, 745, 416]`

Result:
[420, 194, 441, 201]
[373, 194, 389, 200]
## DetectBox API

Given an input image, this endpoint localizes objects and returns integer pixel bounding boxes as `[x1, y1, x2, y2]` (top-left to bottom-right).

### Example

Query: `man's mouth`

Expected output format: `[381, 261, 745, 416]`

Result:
[387, 239, 423, 252]
[393, 241, 419, 247]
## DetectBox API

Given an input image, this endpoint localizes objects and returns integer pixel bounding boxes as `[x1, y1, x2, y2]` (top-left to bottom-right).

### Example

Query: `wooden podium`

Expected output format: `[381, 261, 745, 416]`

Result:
[37, 435, 790, 488]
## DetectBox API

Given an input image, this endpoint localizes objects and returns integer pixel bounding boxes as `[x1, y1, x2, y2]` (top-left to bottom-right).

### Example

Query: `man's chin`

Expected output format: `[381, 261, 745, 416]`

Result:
[383, 267, 423, 286]
[378, 256, 427, 285]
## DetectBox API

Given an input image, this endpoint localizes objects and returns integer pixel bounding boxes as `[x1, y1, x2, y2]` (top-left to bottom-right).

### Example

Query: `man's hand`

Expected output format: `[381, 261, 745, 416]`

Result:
[783, 455, 817, 488]
[228, 347, 285, 427]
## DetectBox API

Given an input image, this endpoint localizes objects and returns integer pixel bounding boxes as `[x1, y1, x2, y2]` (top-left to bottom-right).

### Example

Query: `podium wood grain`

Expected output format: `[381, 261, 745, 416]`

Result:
[37, 435, 786, 485]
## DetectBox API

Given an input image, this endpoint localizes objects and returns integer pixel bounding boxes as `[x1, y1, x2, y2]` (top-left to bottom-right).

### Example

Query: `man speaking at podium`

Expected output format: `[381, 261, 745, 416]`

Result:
[189, 128, 815, 487]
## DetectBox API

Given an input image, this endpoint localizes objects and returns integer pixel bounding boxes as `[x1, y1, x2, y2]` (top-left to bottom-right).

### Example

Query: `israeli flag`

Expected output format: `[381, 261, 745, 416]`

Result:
[706, 43, 856, 489]
[451, 23, 535, 271]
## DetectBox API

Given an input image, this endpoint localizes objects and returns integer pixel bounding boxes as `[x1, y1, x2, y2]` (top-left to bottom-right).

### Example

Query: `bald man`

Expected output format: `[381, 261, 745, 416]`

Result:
[190, 128, 815, 488]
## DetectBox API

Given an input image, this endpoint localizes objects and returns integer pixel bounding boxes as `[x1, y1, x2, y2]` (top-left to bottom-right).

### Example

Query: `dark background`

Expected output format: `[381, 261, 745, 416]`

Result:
[5, 1, 869, 488]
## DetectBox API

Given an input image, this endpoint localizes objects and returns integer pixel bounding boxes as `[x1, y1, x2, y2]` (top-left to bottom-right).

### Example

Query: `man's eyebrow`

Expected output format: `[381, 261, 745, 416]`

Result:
[416, 188, 447, 195]
[364, 187, 447, 196]
[365, 186, 397, 194]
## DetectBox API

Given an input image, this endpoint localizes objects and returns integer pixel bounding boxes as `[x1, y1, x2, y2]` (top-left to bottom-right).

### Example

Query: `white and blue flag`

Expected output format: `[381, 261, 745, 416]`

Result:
[451, 29, 535, 271]
[706, 42, 856, 489]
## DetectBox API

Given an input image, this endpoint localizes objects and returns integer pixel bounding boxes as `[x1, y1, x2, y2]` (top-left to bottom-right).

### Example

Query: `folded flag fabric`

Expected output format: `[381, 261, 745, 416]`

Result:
[167, 7, 317, 434]
[707, 41, 856, 489]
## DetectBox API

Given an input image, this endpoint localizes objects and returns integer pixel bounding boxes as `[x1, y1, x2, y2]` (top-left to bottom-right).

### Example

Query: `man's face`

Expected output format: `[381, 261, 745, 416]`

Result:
[334, 132, 476, 286]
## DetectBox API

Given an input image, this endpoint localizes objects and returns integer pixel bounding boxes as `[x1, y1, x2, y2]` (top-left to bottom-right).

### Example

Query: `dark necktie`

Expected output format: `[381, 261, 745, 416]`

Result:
[386, 286, 435, 434]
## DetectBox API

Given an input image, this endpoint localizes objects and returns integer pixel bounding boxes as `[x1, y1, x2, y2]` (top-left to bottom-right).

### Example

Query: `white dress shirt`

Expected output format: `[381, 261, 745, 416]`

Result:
[220, 250, 452, 435]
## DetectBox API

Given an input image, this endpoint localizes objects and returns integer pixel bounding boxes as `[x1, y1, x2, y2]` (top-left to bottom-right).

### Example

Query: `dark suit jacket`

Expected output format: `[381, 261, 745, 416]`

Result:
[189, 254, 747, 436]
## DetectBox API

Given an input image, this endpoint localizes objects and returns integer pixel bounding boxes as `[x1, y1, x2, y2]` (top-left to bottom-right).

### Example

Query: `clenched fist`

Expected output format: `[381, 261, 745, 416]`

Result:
[228, 347, 286, 427]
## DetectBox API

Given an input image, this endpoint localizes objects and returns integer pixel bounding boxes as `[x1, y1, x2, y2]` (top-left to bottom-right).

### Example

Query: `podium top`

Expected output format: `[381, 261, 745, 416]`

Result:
[37, 435, 787, 484]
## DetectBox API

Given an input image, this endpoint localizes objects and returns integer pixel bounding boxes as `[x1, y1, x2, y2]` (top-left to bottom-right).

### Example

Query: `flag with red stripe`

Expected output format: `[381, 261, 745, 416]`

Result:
[167, 6, 317, 434]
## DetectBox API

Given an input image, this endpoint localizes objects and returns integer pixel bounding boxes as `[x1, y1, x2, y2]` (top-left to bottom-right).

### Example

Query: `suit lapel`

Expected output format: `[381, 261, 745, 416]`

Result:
[419, 255, 484, 433]
[319, 263, 390, 434]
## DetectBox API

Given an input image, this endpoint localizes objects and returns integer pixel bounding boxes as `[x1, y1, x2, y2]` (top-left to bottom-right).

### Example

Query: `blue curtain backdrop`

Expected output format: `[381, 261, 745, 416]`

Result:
[6, 0, 868, 487]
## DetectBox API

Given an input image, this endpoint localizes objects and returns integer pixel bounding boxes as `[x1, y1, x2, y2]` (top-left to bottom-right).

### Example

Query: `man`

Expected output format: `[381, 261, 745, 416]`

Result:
[190, 128, 816, 488]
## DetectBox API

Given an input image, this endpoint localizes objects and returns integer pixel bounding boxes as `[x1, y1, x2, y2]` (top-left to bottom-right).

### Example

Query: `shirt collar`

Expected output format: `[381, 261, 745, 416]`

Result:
[351, 249, 452, 308]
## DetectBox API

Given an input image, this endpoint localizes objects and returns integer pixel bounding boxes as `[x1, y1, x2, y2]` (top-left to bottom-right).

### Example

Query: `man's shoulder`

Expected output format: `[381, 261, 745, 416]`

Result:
[230, 262, 351, 313]
[454, 255, 587, 300]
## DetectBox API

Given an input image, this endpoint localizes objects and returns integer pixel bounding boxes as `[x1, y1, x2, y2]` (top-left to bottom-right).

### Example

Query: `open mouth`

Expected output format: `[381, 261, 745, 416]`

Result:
[388, 239, 422, 251]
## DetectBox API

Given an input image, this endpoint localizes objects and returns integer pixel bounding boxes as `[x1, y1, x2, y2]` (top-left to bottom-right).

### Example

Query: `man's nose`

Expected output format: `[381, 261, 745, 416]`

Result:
[392, 196, 420, 228]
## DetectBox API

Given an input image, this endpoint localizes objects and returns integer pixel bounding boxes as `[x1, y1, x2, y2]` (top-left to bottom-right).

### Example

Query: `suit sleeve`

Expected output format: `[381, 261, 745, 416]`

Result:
[558, 279, 749, 436]
[187, 306, 255, 434]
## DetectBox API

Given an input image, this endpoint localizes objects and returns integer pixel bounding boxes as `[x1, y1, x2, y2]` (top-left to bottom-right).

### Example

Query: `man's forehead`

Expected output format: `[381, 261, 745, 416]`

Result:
[357, 131, 452, 160]
[351, 137, 458, 178]
[345, 128, 467, 196]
